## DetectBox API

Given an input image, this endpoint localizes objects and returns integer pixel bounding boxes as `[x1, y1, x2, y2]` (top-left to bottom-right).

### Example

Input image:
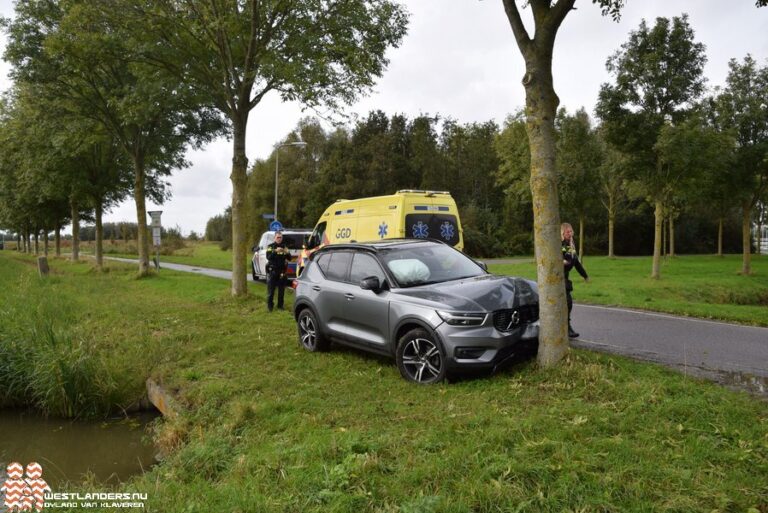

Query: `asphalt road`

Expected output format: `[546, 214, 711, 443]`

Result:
[571, 303, 768, 394]
[108, 256, 767, 393]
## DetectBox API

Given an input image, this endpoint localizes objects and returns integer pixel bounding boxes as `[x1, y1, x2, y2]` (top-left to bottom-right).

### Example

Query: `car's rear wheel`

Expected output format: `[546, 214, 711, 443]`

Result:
[252, 262, 259, 281]
[297, 308, 329, 352]
[396, 328, 446, 384]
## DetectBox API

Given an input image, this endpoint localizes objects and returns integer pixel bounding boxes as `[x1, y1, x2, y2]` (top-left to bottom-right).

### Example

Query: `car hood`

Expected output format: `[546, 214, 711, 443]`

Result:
[393, 274, 538, 312]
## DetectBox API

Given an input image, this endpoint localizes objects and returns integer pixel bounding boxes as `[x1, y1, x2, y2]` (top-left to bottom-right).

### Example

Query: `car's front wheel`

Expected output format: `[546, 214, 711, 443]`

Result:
[396, 328, 446, 384]
[297, 308, 329, 352]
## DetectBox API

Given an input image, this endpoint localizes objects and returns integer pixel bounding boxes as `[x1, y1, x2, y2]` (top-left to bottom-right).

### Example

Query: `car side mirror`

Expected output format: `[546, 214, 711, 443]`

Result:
[476, 260, 488, 272]
[360, 276, 381, 292]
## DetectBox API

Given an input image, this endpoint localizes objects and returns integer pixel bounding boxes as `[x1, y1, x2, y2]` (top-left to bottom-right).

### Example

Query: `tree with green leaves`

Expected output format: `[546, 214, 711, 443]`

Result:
[556, 107, 602, 257]
[713, 55, 768, 274]
[3, 0, 221, 276]
[131, 0, 408, 296]
[500, 0, 629, 367]
[595, 136, 628, 258]
[596, 14, 707, 278]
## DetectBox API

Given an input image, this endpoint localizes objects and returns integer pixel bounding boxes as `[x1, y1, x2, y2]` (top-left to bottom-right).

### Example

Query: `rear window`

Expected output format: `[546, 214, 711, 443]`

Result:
[318, 251, 353, 282]
[405, 214, 460, 246]
[281, 234, 306, 250]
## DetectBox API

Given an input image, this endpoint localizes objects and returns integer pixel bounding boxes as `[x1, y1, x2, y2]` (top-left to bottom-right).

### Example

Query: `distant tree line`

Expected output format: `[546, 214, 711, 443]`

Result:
[209, 103, 759, 258]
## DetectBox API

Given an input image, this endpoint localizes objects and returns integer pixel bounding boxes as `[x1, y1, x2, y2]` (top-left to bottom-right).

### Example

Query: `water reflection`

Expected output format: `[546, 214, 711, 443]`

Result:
[0, 410, 157, 487]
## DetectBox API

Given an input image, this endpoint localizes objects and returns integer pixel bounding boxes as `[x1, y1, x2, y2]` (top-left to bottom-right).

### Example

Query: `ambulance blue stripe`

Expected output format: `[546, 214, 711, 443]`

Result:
[438, 206, 449, 211]
[414, 206, 428, 211]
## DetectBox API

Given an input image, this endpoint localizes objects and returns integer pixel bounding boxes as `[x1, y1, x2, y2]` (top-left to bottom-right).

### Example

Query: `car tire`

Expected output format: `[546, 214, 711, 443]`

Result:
[396, 328, 447, 384]
[297, 308, 329, 352]
[252, 262, 259, 281]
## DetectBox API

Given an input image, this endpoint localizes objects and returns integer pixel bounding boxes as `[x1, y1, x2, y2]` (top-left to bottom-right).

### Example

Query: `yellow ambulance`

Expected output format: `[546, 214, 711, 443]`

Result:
[298, 190, 464, 271]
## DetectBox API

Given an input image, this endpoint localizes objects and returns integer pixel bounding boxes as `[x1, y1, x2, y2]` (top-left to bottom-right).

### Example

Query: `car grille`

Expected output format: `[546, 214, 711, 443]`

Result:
[493, 305, 539, 332]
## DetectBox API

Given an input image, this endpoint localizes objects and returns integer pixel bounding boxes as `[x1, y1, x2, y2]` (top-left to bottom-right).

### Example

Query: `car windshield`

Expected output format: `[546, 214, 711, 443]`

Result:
[378, 244, 485, 287]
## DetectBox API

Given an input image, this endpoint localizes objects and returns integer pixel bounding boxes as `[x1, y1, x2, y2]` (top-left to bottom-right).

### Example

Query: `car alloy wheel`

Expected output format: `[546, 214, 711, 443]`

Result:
[396, 328, 446, 384]
[297, 309, 328, 352]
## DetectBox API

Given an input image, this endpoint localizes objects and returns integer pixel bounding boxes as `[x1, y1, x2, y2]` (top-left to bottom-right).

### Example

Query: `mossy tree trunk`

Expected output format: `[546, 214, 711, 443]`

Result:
[607, 194, 615, 258]
[651, 199, 663, 279]
[717, 217, 723, 256]
[70, 198, 80, 262]
[504, 0, 574, 368]
[132, 153, 150, 277]
[55, 226, 61, 257]
[741, 203, 752, 275]
[669, 215, 675, 257]
[230, 114, 249, 297]
[95, 201, 104, 270]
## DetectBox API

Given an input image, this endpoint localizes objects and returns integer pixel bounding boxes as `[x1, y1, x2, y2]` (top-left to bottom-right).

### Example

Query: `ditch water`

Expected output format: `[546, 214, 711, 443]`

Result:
[0, 409, 158, 487]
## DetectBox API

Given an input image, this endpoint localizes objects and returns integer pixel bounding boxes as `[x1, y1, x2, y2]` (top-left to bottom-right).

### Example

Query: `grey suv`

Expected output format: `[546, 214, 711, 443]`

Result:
[293, 239, 539, 383]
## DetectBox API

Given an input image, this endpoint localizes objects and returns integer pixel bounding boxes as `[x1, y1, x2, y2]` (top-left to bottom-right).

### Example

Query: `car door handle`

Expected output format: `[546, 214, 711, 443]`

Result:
[312, 285, 321, 291]
[345, 293, 355, 300]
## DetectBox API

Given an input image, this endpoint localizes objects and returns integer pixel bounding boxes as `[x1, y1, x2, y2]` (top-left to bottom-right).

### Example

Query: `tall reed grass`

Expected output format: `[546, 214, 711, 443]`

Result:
[0, 274, 137, 418]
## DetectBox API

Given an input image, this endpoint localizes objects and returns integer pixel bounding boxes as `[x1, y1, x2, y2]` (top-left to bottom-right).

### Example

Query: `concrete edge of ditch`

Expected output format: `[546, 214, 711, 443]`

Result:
[144, 378, 181, 418]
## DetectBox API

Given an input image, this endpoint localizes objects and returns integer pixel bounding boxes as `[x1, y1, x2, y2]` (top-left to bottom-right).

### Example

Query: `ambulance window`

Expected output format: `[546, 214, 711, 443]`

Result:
[405, 214, 460, 246]
[309, 222, 327, 249]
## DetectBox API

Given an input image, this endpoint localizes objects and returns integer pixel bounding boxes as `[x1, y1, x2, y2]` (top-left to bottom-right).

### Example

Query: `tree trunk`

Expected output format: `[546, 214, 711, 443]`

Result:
[669, 215, 675, 257]
[230, 116, 249, 297]
[607, 194, 615, 258]
[71, 199, 80, 262]
[741, 203, 752, 275]
[757, 218, 763, 256]
[578, 215, 584, 260]
[717, 217, 723, 257]
[43, 230, 49, 257]
[34, 232, 39, 255]
[16, 233, 21, 252]
[95, 201, 104, 270]
[133, 154, 151, 276]
[26, 231, 31, 253]
[523, 54, 569, 368]
[55, 226, 61, 257]
[651, 199, 663, 279]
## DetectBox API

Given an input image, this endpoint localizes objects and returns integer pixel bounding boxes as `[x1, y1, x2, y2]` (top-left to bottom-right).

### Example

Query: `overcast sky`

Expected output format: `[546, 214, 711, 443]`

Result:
[1, 1, 767, 235]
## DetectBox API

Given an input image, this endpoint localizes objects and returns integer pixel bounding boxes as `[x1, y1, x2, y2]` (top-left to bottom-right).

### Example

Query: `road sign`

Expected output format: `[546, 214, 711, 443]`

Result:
[269, 220, 283, 232]
[148, 210, 163, 228]
[152, 227, 162, 246]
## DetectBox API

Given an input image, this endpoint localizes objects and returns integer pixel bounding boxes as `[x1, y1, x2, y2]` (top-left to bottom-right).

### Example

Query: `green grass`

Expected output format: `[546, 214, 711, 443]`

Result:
[80, 240, 236, 271]
[0, 251, 766, 512]
[489, 254, 768, 326]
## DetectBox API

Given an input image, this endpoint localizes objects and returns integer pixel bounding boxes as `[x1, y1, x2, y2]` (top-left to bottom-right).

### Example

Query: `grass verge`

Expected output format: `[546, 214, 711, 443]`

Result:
[0, 252, 765, 512]
[489, 254, 768, 326]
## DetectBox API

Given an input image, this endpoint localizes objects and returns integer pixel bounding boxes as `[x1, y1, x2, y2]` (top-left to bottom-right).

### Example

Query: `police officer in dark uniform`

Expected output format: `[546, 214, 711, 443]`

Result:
[562, 222, 589, 338]
[266, 231, 292, 311]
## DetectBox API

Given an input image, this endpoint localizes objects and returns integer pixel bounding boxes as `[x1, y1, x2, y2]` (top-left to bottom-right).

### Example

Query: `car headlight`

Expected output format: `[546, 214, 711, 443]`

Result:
[437, 311, 487, 326]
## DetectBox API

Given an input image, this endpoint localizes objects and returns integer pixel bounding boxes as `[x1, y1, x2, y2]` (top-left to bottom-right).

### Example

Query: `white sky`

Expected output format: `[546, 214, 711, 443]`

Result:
[1, 0, 767, 235]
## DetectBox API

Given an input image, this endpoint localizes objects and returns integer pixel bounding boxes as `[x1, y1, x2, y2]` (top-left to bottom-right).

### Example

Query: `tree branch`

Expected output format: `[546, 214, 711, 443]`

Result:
[501, 0, 531, 57]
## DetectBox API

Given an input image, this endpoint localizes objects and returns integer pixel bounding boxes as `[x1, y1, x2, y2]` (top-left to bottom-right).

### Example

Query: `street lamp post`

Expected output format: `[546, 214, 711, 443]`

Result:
[275, 141, 308, 223]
